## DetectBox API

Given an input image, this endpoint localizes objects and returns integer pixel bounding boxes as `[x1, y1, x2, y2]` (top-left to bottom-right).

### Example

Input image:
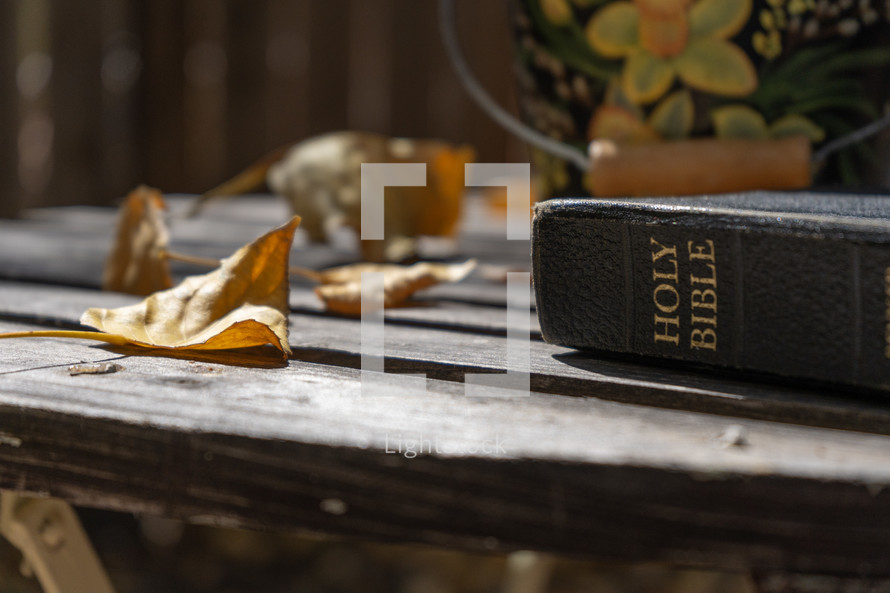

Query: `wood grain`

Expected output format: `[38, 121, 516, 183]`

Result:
[1, 198, 890, 578]
[2, 279, 889, 436]
[1, 319, 890, 575]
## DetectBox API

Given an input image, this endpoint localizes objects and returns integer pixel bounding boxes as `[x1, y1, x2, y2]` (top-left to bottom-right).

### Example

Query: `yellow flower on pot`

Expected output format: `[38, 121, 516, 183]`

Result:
[585, 0, 758, 104]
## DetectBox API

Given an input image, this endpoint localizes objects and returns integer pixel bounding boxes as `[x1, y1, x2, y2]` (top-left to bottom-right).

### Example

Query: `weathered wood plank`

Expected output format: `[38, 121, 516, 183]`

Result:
[0, 195, 529, 294]
[0, 197, 887, 435]
[3, 195, 890, 576]
[1, 280, 889, 437]
[1, 318, 890, 575]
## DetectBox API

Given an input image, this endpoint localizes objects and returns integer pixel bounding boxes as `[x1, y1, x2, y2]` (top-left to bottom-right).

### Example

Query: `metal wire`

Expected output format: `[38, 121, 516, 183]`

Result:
[812, 107, 890, 164]
[437, 0, 591, 171]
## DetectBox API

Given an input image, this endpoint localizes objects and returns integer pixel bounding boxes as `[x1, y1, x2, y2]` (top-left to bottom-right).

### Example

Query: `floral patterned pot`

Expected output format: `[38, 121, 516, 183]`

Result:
[512, 0, 890, 198]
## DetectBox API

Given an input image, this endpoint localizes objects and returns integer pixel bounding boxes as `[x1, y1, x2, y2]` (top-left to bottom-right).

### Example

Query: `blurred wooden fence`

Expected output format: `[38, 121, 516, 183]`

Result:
[0, 0, 524, 213]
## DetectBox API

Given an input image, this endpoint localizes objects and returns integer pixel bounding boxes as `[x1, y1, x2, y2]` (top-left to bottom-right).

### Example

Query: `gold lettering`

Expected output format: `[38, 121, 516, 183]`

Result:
[691, 288, 717, 311]
[653, 283, 679, 313]
[690, 264, 717, 287]
[691, 314, 717, 327]
[651, 238, 678, 282]
[652, 238, 680, 346]
[651, 238, 677, 262]
[688, 240, 715, 262]
[653, 260, 678, 282]
[689, 239, 717, 352]
[691, 328, 717, 350]
[654, 314, 680, 345]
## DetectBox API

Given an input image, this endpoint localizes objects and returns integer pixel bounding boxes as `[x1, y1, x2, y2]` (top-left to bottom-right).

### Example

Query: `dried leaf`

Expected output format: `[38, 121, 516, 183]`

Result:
[83, 216, 300, 361]
[314, 259, 477, 316]
[103, 185, 172, 295]
[190, 132, 476, 262]
[1, 217, 301, 366]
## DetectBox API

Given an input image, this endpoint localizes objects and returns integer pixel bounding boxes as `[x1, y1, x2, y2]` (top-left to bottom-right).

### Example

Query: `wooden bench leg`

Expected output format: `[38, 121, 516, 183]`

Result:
[0, 490, 116, 593]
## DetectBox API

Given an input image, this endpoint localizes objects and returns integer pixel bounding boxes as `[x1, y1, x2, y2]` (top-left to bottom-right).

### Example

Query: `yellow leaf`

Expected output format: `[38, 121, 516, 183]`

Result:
[586, 3, 640, 58]
[711, 105, 769, 139]
[769, 114, 826, 143]
[82, 217, 300, 363]
[689, 0, 752, 40]
[314, 260, 477, 317]
[674, 38, 757, 97]
[623, 50, 675, 104]
[648, 89, 694, 139]
[102, 185, 172, 296]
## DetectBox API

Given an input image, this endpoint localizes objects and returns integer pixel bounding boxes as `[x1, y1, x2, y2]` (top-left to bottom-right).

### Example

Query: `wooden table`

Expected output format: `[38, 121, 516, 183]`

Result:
[1, 195, 890, 586]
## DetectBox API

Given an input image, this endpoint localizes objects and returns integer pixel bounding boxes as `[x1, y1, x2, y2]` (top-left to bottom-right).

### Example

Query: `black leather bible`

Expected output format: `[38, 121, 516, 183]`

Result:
[532, 192, 890, 391]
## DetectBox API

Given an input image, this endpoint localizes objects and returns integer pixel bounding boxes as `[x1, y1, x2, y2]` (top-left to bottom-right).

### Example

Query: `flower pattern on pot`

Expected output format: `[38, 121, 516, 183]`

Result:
[585, 0, 757, 103]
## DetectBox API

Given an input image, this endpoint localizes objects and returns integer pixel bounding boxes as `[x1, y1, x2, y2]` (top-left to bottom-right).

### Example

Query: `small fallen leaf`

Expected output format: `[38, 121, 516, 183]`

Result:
[0, 217, 301, 366]
[83, 216, 299, 360]
[103, 185, 172, 295]
[314, 259, 477, 316]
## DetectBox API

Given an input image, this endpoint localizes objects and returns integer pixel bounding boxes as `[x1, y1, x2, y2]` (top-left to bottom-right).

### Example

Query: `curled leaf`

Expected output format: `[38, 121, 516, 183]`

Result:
[315, 260, 477, 317]
[80, 216, 300, 362]
[102, 185, 172, 296]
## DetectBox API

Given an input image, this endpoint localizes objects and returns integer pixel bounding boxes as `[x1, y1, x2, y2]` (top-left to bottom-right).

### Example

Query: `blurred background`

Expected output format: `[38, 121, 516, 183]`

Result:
[0, 0, 528, 216]
[0, 508, 758, 593]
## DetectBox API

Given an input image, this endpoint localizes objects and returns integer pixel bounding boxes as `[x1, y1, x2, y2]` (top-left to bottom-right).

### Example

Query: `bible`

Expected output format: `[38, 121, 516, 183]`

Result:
[532, 192, 890, 391]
